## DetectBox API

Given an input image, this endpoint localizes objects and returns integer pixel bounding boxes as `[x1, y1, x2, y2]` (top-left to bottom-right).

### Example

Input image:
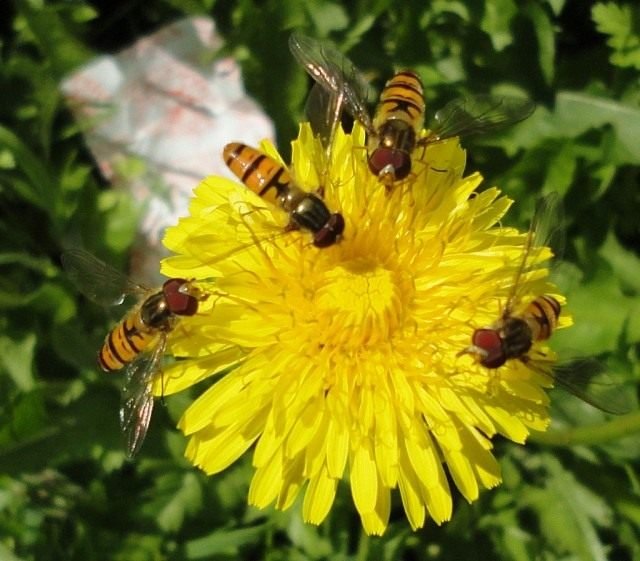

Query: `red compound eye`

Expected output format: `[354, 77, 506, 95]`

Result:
[471, 328, 506, 369]
[162, 278, 198, 316]
[368, 148, 411, 180]
[313, 213, 345, 248]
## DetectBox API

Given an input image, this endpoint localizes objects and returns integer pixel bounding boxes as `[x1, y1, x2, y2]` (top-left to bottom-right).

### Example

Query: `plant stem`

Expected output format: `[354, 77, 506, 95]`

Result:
[529, 411, 640, 446]
[355, 529, 370, 561]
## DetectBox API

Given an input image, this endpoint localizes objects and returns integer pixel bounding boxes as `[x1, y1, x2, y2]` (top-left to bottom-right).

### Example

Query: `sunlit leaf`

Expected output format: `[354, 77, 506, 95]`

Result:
[480, 0, 517, 51]
[185, 525, 268, 559]
[592, 2, 640, 70]
[521, 454, 612, 561]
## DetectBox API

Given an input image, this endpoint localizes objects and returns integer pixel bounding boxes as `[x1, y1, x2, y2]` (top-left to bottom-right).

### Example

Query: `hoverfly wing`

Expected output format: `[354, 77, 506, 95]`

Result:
[119, 334, 165, 457]
[302, 82, 346, 191]
[503, 193, 564, 316]
[304, 82, 342, 151]
[61, 249, 146, 306]
[289, 31, 374, 133]
[429, 95, 536, 142]
[528, 192, 565, 262]
[546, 357, 632, 415]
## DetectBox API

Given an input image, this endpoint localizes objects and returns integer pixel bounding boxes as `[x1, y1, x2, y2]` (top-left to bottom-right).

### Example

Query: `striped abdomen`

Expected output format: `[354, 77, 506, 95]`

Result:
[523, 294, 561, 342]
[461, 294, 562, 369]
[223, 142, 345, 247]
[368, 71, 426, 182]
[373, 70, 426, 132]
[98, 309, 157, 372]
[223, 143, 292, 206]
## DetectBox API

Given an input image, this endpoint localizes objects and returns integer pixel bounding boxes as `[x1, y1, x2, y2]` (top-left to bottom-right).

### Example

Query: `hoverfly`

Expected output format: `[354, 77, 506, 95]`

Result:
[289, 31, 535, 187]
[223, 142, 345, 248]
[62, 249, 206, 456]
[458, 195, 623, 413]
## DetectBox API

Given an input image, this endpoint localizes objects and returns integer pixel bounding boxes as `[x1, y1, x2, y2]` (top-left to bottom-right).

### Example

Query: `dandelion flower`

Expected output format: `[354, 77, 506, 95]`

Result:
[159, 123, 567, 535]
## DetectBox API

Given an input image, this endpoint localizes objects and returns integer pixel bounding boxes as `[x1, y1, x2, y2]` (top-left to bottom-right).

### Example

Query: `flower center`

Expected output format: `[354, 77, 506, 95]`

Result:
[314, 257, 408, 349]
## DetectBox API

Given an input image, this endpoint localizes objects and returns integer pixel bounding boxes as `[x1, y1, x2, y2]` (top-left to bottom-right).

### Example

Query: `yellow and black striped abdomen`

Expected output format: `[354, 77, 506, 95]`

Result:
[374, 70, 425, 130]
[223, 143, 292, 206]
[99, 311, 156, 372]
[524, 295, 561, 342]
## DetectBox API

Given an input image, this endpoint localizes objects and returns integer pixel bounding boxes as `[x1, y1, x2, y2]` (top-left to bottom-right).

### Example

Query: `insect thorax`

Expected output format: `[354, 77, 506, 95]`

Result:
[500, 316, 534, 360]
[140, 292, 174, 331]
[290, 192, 332, 233]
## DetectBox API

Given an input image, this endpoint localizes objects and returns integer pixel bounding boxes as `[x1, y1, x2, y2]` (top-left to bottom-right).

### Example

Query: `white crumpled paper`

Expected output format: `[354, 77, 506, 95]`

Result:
[61, 16, 274, 281]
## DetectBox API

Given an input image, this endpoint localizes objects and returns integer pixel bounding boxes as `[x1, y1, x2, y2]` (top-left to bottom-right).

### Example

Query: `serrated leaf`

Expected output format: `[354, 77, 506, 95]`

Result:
[592, 2, 640, 70]
[514, 92, 640, 165]
[522, 455, 612, 561]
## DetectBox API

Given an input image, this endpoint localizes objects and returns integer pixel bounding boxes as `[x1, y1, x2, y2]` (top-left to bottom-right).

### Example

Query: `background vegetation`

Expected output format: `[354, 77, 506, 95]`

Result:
[1, 0, 639, 559]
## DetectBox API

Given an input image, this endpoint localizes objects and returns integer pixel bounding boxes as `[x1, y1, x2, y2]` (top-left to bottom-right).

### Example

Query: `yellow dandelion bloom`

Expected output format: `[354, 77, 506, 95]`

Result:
[158, 123, 566, 535]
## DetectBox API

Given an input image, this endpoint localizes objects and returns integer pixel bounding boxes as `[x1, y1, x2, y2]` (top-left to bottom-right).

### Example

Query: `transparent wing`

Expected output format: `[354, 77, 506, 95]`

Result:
[304, 82, 344, 151]
[301, 82, 345, 191]
[119, 334, 165, 458]
[504, 193, 564, 315]
[428, 95, 535, 142]
[532, 355, 631, 415]
[61, 249, 146, 306]
[289, 31, 374, 133]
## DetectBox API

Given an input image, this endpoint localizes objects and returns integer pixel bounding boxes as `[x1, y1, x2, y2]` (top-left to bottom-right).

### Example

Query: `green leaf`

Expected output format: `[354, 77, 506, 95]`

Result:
[552, 259, 636, 354]
[480, 0, 517, 51]
[554, 92, 640, 165]
[185, 525, 268, 559]
[548, 0, 567, 16]
[0, 542, 23, 561]
[115, 534, 164, 561]
[524, 2, 556, 83]
[0, 385, 122, 474]
[97, 191, 140, 254]
[0, 125, 55, 210]
[592, 2, 640, 70]
[482, 505, 536, 561]
[521, 454, 612, 561]
[515, 91, 640, 165]
[306, 2, 349, 36]
[0, 334, 36, 392]
[53, 155, 92, 227]
[0, 390, 47, 449]
[15, 2, 93, 78]
[288, 511, 333, 558]
[599, 232, 640, 295]
[25, 282, 77, 324]
[141, 471, 203, 532]
[542, 140, 577, 196]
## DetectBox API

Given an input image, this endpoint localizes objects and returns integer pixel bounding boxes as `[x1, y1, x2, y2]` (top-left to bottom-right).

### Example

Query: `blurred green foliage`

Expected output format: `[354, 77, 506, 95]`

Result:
[1, 0, 639, 560]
